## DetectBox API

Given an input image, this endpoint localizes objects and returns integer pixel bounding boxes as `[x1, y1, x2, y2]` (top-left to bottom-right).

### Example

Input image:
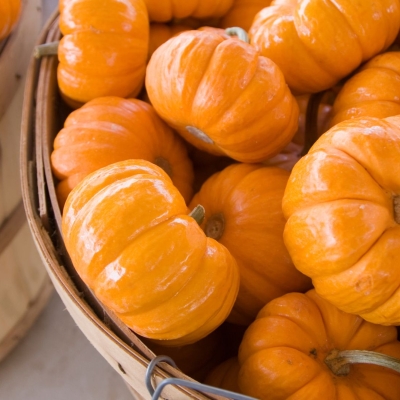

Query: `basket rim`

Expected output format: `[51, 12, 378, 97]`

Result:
[19, 10, 230, 400]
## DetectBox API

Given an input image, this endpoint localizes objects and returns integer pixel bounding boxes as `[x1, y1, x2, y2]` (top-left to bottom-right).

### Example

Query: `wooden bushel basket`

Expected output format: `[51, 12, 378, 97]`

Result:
[20, 10, 254, 400]
[0, 0, 53, 362]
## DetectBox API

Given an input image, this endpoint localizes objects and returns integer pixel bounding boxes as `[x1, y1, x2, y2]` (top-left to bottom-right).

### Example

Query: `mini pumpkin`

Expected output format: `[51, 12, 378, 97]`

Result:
[62, 159, 240, 345]
[249, 0, 400, 94]
[204, 357, 241, 392]
[238, 290, 400, 399]
[189, 163, 311, 325]
[330, 51, 400, 127]
[148, 23, 190, 60]
[51, 97, 194, 209]
[143, 0, 233, 22]
[283, 115, 400, 325]
[0, 0, 21, 41]
[57, 0, 149, 108]
[146, 28, 299, 163]
[220, 0, 272, 32]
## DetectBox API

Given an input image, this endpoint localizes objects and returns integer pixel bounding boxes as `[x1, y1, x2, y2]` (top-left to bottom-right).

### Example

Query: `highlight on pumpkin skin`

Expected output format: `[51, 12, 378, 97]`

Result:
[0, 0, 22, 41]
[43, 0, 150, 108]
[235, 289, 400, 400]
[61, 159, 240, 346]
[249, 0, 400, 94]
[50, 96, 195, 210]
[145, 28, 300, 163]
[282, 115, 400, 326]
[330, 51, 400, 127]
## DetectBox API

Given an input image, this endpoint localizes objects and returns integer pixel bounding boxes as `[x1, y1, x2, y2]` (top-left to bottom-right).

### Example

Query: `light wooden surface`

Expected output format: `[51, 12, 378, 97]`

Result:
[0, 292, 133, 400]
[0, 0, 53, 361]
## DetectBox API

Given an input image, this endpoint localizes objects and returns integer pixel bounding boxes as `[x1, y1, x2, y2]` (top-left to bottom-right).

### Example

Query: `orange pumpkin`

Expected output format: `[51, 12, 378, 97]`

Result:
[283, 115, 400, 325]
[330, 51, 400, 127]
[0, 0, 21, 40]
[146, 29, 299, 163]
[189, 163, 311, 325]
[51, 97, 194, 209]
[220, 0, 272, 31]
[148, 23, 190, 60]
[238, 290, 400, 399]
[204, 357, 241, 392]
[249, 0, 400, 94]
[62, 159, 240, 345]
[143, 0, 233, 22]
[57, 0, 149, 108]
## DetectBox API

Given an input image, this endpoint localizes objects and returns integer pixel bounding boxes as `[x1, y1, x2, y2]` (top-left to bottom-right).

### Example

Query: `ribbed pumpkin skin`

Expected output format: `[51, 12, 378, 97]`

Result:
[220, 0, 272, 31]
[189, 163, 312, 326]
[204, 357, 241, 393]
[238, 290, 400, 400]
[331, 52, 400, 127]
[0, 0, 21, 40]
[51, 97, 194, 208]
[62, 160, 240, 345]
[249, 0, 400, 94]
[57, 0, 149, 108]
[146, 30, 299, 163]
[143, 0, 233, 22]
[283, 116, 400, 325]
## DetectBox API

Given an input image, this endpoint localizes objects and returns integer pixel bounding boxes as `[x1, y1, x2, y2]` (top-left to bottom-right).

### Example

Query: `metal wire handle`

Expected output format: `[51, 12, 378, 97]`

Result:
[145, 355, 258, 400]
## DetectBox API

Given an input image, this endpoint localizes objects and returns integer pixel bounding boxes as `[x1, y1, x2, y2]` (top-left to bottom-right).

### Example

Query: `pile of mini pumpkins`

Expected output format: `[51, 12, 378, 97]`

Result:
[43, 0, 400, 398]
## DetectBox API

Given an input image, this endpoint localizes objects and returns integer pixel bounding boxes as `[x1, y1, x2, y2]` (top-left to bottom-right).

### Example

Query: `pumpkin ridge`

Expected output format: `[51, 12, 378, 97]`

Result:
[309, 145, 391, 206]
[118, 241, 236, 338]
[291, 12, 341, 83]
[190, 41, 260, 134]
[203, 56, 287, 143]
[185, 34, 222, 120]
[324, 0, 364, 58]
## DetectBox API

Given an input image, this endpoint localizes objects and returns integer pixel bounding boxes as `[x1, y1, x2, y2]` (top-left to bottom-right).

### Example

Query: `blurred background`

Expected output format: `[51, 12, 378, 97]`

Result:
[0, 1, 132, 398]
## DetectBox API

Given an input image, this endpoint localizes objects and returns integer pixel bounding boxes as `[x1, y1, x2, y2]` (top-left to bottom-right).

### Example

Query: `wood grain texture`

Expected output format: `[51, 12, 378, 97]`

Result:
[0, 0, 53, 362]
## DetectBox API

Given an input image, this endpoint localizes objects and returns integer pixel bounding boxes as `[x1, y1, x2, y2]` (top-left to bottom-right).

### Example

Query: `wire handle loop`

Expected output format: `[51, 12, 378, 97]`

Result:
[145, 355, 178, 395]
[145, 355, 258, 400]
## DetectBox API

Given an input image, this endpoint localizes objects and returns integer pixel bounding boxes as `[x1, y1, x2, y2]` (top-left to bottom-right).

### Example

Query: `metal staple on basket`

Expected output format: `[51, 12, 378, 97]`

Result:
[145, 355, 258, 400]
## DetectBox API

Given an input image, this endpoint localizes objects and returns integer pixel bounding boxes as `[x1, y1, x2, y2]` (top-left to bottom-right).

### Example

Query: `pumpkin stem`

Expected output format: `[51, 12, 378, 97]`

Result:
[301, 91, 326, 156]
[394, 196, 400, 224]
[34, 41, 59, 59]
[205, 212, 225, 240]
[154, 157, 173, 178]
[325, 349, 400, 376]
[189, 205, 205, 226]
[225, 27, 250, 44]
[186, 126, 214, 144]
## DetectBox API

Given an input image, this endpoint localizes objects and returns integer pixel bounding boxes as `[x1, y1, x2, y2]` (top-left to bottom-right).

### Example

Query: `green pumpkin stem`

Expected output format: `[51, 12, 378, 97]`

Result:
[225, 27, 250, 44]
[34, 41, 59, 59]
[325, 349, 400, 376]
[189, 205, 205, 226]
